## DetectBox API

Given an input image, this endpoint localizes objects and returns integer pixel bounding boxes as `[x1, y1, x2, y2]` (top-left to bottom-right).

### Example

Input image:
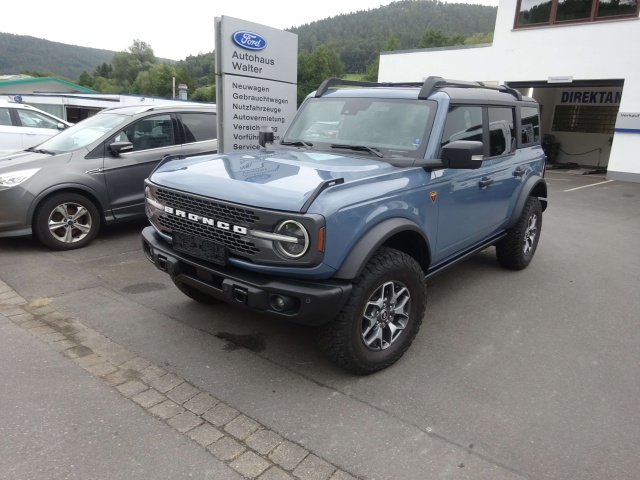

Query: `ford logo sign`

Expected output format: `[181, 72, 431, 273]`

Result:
[232, 31, 267, 51]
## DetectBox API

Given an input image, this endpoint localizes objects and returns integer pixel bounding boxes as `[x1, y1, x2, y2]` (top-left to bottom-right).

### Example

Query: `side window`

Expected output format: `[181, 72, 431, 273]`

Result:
[16, 109, 60, 129]
[488, 107, 516, 156]
[114, 114, 176, 152]
[180, 113, 217, 144]
[520, 106, 540, 145]
[0, 108, 12, 126]
[440, 105, 484, 148]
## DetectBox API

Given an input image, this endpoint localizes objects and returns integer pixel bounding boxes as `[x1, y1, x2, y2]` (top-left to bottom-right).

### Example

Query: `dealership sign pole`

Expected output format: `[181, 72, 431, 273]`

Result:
[215, 16, 298, 153]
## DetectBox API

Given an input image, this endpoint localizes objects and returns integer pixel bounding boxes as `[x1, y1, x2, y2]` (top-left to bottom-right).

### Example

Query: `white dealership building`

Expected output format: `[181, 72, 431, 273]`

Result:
[378, 0, 640, 182]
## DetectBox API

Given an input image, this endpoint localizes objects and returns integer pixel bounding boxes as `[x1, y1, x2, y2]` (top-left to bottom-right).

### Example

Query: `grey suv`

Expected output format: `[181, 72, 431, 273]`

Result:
[0, 103, 217, 250]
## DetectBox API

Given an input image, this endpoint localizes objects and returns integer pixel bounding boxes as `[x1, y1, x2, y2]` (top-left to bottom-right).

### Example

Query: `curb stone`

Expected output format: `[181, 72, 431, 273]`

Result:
[0, 280, 361, 480]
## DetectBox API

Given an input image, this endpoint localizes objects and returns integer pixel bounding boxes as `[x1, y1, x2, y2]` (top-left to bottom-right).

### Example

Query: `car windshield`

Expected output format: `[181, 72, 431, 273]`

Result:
[37, 113, 129, 153]
[282, 97, 435, 158]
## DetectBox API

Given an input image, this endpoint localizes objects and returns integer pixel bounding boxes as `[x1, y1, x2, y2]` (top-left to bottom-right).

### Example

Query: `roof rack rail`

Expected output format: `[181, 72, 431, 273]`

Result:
[418, 76, 523, 101]
[315, 77, 423, 97]
[314, 76, 523, 101]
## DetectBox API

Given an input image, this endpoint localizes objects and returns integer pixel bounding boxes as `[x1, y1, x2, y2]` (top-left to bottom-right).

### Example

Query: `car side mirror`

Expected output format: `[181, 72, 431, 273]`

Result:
[57, 122, 66, 130]
[441, 140, 484, 169]
[109, 141, 134, 156]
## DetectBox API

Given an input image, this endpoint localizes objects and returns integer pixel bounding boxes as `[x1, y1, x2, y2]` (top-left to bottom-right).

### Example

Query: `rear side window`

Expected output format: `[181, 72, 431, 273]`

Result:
[488, 107, 516, 156]
[181, 113, 217, 143]
[520, 106, 540, 145]
[0, 108, 12, 126]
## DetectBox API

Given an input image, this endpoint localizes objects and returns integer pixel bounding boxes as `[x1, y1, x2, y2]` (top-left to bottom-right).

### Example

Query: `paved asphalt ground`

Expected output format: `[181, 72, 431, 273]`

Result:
[1, 170, 639, 480]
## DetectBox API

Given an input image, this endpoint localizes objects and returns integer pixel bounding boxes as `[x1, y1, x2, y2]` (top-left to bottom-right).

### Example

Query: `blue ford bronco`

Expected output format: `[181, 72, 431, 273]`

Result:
[142, 77, 547, 374]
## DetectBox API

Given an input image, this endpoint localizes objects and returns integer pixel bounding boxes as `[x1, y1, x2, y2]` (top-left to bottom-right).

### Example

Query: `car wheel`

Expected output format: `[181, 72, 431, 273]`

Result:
[171, 275, 222, 305]
[496, 196, 542, 270]
[318, 247, 426, 375]
[33, 193, 101, 250]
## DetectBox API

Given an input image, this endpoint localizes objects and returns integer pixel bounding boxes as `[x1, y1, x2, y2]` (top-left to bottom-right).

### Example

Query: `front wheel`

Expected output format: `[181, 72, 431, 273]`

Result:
[318, 247, 426, 375]
[33, 193, 101, 250]
[496, 196, 542, 270]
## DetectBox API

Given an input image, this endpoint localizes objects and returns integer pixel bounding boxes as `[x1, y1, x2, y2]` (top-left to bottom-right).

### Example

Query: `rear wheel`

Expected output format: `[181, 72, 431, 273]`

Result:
[171, 275, 222, 305]
[496, 196, 542, 270]
[318, 247, 426, 375]
[33, 193, 101, 250]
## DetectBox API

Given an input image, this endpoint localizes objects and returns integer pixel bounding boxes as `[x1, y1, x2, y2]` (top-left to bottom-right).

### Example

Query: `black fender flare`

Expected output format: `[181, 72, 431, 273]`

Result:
[333, 217, 429, 280]
[508, 176, 547, 229]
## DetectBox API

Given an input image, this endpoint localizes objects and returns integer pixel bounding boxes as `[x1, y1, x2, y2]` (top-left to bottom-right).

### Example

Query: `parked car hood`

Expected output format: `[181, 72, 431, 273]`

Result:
[0, 149, 74, 172]
[150, 150, 401, 211]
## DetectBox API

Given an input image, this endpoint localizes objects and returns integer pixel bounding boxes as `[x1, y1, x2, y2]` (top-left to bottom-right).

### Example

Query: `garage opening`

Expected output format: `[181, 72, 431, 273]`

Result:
[65, 106, 102, 124]
[507, 79, 624, 174]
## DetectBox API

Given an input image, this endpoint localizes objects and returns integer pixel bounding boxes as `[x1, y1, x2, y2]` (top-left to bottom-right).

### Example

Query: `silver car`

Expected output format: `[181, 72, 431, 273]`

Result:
[0, 103, 217, 250]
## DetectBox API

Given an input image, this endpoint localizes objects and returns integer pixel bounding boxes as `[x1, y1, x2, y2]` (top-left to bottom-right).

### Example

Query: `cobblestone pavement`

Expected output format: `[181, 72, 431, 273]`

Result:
[0, 279, 358, 480]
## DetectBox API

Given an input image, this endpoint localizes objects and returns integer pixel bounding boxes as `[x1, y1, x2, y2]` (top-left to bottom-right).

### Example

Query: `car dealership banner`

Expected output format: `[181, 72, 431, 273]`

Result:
[215, 16, 298, 153]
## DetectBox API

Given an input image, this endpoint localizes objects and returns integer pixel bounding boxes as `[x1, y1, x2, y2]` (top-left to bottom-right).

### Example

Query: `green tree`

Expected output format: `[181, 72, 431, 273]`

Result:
[297, 45, 344, 105]
[92, 76, 121, 93]
[465, 32, 494, 44]
[362, 58, 379, 82]
[94, 62, 112, 79]
[78, 70, 94, 88]
[417, 29, 449, 48]
[191, 85, 216, 102]
[132, 62, 175, 97]
[112, 40, 157, 90]
[417, 29, 466, 49]
[385, 33, 399, 51]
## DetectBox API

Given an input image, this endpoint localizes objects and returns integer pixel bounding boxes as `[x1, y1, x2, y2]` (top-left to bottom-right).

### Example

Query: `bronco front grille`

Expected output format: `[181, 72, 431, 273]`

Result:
[155, 188, 261, 256]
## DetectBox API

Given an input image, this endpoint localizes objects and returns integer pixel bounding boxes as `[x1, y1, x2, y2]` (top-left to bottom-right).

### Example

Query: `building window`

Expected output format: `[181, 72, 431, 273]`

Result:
[552, 105, 619, 134]
[515, 0, 638, 27]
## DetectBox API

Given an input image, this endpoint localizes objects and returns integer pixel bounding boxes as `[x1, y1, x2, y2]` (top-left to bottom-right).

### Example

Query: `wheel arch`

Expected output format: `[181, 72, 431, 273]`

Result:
[28, 184, 111, 225]
[333, 218, 430, 280]
[508, 176, 547, 229]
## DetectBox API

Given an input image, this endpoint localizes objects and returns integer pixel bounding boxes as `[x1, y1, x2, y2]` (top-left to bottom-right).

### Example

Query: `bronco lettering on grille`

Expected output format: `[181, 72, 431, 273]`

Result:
[163, 206, 248, 235]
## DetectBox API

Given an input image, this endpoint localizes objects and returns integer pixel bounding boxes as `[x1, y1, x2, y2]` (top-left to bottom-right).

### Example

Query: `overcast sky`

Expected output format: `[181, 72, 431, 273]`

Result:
[3, 0, 499, 61]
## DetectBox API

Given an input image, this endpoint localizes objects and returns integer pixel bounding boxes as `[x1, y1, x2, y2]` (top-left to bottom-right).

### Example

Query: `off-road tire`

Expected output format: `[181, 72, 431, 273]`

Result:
[171, 275, 222, 305]
[496, 196, 542, 270]
[318, 247, 426, 375]
[33, 193, 101, 250]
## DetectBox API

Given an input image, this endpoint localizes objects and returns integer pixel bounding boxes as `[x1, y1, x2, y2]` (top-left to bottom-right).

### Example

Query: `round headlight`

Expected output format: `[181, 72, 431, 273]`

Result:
[274, 220, 309, 258]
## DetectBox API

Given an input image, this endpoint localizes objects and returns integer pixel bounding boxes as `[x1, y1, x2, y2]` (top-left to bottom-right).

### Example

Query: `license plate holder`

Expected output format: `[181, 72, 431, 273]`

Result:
[173, 231, 228, 266]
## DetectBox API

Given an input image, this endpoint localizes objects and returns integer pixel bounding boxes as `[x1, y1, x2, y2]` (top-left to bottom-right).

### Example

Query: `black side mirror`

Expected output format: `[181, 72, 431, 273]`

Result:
[109, 141, 134, 156]
[441, 141, 484, 169]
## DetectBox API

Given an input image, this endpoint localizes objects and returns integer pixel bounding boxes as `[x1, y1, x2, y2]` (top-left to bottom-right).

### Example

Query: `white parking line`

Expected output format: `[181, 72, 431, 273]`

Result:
[564, 180, 614, 192]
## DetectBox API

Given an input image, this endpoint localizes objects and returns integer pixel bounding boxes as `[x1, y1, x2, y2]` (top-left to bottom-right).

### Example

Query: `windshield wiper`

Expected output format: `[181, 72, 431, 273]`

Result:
[330, 144, 383, 158]
[31, 148, 56, 155]
[280, 140, 313, 149]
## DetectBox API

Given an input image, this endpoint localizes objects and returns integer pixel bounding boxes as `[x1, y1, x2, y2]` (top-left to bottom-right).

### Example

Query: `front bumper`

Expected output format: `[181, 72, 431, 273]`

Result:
[141, 226, 352, 326]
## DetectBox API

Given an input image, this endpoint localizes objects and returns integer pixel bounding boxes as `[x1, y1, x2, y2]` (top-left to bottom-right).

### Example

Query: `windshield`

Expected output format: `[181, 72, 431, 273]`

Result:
[37, 113, 129, 153]
[282, 97, 435, 158]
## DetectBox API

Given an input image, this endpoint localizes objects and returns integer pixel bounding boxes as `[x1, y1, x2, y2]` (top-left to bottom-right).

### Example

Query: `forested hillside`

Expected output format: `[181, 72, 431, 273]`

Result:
[0, 33, 115, 80]
[1, 1, 496, 80]
[291, 0, 497, 72]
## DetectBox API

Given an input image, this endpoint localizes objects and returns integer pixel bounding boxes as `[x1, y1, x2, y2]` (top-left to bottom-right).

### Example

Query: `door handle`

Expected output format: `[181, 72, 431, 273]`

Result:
[479, 177, 494, 188]
[514, 166, 526, 177]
